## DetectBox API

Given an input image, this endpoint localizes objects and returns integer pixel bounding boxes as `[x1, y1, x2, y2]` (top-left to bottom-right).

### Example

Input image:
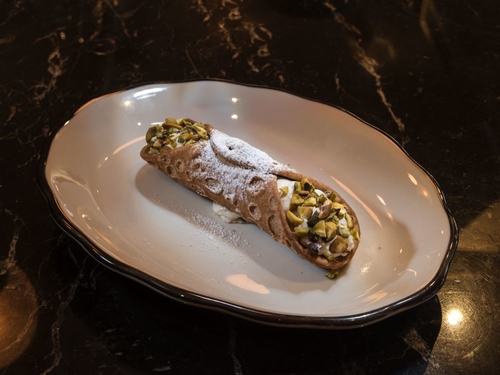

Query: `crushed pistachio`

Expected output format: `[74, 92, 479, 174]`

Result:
[279, 185, 289, 197]
[283, 178, 359, 261]
[145, 117, 210, 154]
[326, 270, 340, 279]
[297, 206, 313, 220]
[286, 210, 304, 226]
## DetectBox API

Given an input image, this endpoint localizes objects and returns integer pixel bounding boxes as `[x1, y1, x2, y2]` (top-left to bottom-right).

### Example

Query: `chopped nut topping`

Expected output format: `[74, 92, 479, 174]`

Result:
[145, 117, 210, 154]
[282, 178, 359, 260]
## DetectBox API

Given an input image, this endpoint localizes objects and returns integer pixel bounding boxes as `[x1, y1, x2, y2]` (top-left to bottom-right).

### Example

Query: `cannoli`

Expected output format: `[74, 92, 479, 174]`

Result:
[140, 118, 360, 277]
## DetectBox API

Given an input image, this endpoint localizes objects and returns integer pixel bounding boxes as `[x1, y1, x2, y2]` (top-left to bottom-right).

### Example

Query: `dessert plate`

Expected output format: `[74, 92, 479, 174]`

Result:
[39, 81, 458, 328]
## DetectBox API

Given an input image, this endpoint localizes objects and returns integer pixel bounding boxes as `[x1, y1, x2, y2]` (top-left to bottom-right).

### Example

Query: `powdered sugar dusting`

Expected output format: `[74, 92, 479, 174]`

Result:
[168, 200, 246, 248]
[189, 212, 244, 247]
[191, 137, 276, 207]
[210, 129, 282, 172]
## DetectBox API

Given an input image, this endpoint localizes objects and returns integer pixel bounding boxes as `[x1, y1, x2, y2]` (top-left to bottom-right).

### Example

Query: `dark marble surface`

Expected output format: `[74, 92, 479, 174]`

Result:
[1, 0, 499, 374]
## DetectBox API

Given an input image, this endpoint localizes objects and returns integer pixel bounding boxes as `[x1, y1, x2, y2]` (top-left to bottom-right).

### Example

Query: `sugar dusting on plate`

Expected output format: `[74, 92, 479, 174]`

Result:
[167, 200, 248, 249]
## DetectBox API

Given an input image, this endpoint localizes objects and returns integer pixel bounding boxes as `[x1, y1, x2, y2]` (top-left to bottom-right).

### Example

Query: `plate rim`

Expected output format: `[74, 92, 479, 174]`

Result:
[37, 79, 459, 329]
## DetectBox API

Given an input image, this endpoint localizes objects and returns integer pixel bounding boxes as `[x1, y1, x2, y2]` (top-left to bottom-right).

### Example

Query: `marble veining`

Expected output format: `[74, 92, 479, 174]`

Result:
[402, 327, 432, 362]
[228, 319, 243, 375]
[41, 272, 82, 375]
[324, 2, 409, 145]
[0, 210, 20, 276]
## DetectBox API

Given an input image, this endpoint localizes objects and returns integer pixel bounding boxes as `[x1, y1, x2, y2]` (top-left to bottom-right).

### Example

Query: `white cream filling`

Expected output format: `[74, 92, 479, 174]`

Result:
[346, 235, 355, 251]
[212, 202, 245, 223]
[277, 178, 295, 210]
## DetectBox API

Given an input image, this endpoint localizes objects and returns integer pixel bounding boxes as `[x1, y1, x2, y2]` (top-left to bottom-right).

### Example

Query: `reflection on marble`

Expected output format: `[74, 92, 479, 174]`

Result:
[0, 266, 39, 369]
[460, 199, 500, 253]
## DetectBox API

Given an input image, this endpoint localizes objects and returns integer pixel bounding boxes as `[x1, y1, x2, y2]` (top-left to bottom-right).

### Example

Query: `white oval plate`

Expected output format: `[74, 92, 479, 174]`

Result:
[39, 81, 458, 328]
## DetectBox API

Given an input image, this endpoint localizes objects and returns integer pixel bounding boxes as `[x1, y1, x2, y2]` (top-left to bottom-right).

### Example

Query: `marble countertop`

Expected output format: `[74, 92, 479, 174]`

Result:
[1, 1, 499, 374]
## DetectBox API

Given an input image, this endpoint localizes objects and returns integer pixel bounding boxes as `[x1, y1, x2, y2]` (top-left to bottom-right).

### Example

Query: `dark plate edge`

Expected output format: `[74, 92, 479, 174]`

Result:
[36, 79, 459, 330]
